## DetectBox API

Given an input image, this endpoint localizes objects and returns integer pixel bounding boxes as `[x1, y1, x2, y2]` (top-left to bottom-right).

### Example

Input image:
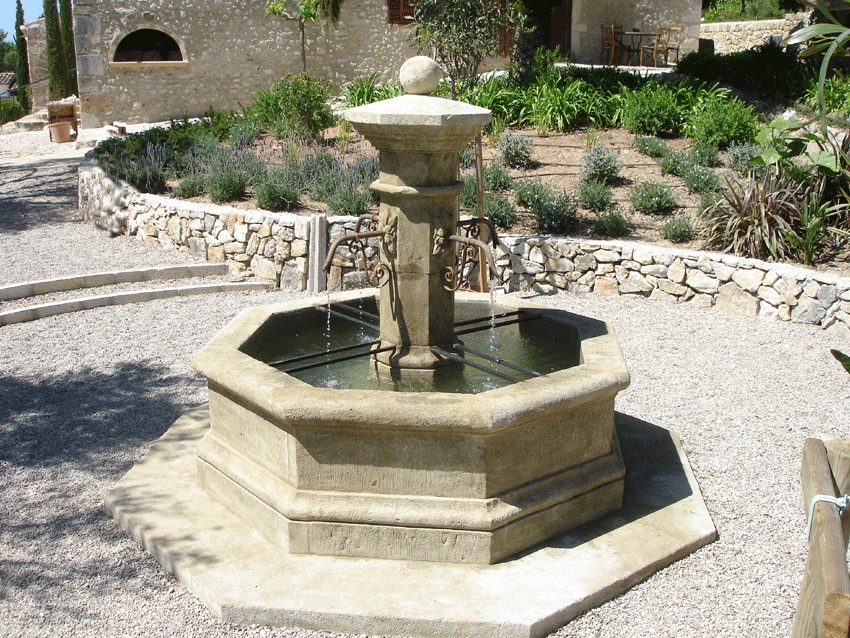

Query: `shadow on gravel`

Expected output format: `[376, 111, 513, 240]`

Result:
[0, 360, 197, 475]
[0, 159, 83, 233]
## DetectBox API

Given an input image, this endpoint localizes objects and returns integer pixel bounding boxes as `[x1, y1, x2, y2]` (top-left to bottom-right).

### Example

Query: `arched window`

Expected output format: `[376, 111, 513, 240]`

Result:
[113, 29, 183, 62]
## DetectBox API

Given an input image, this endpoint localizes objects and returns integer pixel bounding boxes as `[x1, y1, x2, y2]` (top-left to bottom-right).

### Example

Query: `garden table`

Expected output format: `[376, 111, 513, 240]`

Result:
[619, 31, 655, 65]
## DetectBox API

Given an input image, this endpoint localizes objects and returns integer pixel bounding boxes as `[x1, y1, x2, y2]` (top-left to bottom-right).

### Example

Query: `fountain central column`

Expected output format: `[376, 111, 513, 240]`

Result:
[344, 59, 491, 373]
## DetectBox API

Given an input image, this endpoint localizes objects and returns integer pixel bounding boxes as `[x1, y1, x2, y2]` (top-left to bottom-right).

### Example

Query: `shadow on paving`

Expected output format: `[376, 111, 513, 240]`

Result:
[0, 159, 84, 233]
[0, 507, 165, 609]
[0, 360, 200, 474]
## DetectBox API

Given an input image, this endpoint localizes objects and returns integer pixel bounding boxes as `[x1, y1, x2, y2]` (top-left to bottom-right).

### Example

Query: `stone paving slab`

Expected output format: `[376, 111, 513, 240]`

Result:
[105, 406, 716, 638]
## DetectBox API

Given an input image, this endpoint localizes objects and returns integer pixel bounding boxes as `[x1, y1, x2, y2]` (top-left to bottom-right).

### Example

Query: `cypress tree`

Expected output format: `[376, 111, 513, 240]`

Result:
[43, 0, 68, 100]
[15, 0, 31, 112]
[58, 0, 78, 95]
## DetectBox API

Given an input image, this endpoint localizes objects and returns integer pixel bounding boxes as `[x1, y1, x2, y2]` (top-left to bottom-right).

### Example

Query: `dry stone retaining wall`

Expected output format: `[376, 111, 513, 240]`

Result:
[78, 163, 850, 339]
[699, 13, 810, 54]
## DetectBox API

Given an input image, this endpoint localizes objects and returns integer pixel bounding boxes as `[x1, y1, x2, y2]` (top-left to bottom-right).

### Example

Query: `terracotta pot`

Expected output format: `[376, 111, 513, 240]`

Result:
[48, 121, 72, 143]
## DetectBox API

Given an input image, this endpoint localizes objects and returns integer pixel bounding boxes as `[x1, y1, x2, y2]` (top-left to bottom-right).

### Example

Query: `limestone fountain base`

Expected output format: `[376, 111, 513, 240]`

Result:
[105, 291, 716, 636]
[190, 291, 628, 564]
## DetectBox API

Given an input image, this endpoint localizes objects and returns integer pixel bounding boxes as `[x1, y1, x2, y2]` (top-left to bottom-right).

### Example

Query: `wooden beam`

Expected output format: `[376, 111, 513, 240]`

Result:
[826, 439, 850, 548]
[792, 438, 850, 638]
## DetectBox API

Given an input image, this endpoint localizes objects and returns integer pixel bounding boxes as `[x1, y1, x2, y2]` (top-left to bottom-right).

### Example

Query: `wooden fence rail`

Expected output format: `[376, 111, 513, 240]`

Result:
[792, 438, 850, 638]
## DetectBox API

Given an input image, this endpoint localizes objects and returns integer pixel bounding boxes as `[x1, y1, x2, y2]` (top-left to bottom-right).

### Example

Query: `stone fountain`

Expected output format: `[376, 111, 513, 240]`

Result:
[106, 57, 716, 636]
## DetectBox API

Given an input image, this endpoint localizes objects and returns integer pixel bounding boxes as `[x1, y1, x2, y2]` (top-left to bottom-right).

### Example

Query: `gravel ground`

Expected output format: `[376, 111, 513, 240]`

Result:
[1, 128, 848, 637]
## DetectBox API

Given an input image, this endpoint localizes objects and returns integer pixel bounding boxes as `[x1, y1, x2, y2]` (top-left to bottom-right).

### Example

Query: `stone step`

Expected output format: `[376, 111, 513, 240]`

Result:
[13, 109, 49, 131]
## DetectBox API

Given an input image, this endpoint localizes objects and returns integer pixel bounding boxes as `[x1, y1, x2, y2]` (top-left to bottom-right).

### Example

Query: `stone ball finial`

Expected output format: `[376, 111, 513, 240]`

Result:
[399, 56, 443, 95]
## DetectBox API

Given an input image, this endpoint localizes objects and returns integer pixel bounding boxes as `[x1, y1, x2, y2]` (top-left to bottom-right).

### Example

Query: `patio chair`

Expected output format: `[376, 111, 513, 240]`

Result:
[601, 24, 626, 65]
[640, 27, 670, 67]
[663, 26, 682, 64]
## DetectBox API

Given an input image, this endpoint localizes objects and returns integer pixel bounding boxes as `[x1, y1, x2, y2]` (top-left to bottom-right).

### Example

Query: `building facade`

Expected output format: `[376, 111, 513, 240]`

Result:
[68, 0, 701, 126]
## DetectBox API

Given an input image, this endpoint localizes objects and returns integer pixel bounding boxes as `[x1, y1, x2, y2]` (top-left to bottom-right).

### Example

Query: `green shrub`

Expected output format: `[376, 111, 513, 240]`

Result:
[578, 179, 612, 212]
[207, 170, 248, 203]
[621, 83, 684, 136]
[682, 165, 720, 194]
[460, 174, 479, 209]
[688, 142, 720, 167]
[98, 141, 168, 194]
[594, 209, 631, 237]
[227, 115, 263, 145]
[340, 73, 403, 107]
[174, 174, 206, 199]
[677, 41, 813, 103]
[630, 182, 677, 215]
[581, 145, 622, 185]
[686, 96, 758, 149]
[658, 149, 691, 176]
[661, 217, 694, 243]
[497, 131, 535, 169]
[255, 179, 299, 211]
[459, 143, 476, 170]
[248, 73, 334, 139]
[805, 76, 850, 118]
[727, 142, 768, 176]
[0, 98, 25, 124]
[483, 161, 514, 192]
[328, 185, 371, 216]
[656, 149, 721, 194]
[635, 136, 668, 158]
[534, 191, 579, 235]
[484, 193, 517, 230]
[514, 177, 552, 209]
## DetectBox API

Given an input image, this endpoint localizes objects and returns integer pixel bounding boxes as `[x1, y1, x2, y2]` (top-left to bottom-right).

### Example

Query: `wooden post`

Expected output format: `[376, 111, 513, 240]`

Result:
[791, 438, 850, 638]
[826, 439, 850, 548]
[474, 134, 489, 293]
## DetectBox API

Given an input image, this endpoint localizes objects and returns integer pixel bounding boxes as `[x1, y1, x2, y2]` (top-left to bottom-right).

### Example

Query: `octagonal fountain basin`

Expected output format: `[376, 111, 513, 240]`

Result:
[191, 290, 630, 565]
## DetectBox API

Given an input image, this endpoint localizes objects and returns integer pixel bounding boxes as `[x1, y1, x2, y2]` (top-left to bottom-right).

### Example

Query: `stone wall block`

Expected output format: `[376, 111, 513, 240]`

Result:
[731, 268, 765, 294]
[649, 288, 678, 304]
[546, 258, 574, 273]
[246, 232, 260, 256]
[791, 296, 827, 324]
[641, 265, 668, 278]
[757, 286, 783, 307]
[712, 262, 735, 282]
[188, 237, 207, 260]
[668, 258, 686, 283]
[251, 256, 279, 284]
[619, 271, 654, 295]
[595, 278, 620, 296]
[716, 282, 759, 317]
[595, 249, 621, 263]
[818, 284, 838, 306]
[658, 279, 688, 296]
[632, 247, 654, 265]
[529, 246, 547, 264]
[574, 254, 597, 272]
[686, 269, 719, 294]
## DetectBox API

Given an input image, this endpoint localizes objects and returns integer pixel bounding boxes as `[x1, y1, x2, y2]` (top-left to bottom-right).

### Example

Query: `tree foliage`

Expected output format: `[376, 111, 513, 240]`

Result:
[410, 0, 527, 98]
[15, 0, 31, 112]
[266, 0, 345, 73]
[58, 0, 78, 95]
[43, 0, 68, 99]
[0, 30, 16, 72]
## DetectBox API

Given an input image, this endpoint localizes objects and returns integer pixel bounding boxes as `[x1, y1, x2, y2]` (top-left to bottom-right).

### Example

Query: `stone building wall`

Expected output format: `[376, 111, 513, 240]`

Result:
[699, 13, 810, 54]
[570, 0, 701, 64]
[21, 19, 48, 110]
[72, 0, 418, 126]
[78, 163, 850, 339]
